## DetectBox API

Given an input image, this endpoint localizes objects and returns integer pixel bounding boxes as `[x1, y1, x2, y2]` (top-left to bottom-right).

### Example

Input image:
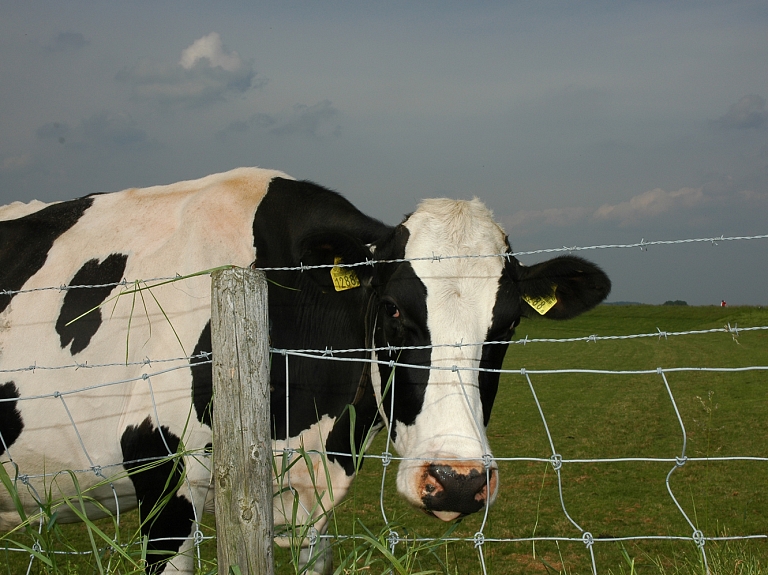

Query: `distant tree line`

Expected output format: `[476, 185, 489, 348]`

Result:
[662, 300, 688, 306]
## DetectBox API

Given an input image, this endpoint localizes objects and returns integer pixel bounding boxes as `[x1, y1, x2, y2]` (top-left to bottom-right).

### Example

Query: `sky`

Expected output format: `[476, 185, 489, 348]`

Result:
[1, 1, 767, 305]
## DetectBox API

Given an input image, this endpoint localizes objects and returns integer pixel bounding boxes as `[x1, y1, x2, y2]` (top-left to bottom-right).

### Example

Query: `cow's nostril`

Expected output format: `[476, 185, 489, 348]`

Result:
[421, 463, 493, 518]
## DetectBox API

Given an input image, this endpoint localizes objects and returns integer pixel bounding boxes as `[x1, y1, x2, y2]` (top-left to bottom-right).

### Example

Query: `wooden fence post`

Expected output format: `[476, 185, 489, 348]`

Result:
[211, 267, 274, 575]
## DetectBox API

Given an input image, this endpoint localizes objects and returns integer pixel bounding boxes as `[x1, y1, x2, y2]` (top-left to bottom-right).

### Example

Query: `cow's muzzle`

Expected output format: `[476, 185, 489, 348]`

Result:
[419, 461, 498, 521]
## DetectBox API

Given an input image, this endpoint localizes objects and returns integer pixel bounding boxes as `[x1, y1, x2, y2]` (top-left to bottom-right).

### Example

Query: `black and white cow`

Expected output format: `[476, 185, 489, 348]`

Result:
[0, 167, 610, 573]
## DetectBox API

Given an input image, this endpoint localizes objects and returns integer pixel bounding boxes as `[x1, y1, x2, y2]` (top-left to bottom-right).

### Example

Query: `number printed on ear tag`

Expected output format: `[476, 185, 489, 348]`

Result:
[330, 257, 361, 291]
[522, 284, 558, 315]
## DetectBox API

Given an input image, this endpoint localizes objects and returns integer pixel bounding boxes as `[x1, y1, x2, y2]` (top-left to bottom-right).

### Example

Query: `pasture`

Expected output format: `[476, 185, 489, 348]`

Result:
[2, 304, 767, 574]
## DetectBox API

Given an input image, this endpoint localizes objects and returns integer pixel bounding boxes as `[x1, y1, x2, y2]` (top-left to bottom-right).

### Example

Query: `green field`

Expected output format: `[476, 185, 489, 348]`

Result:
[3, 305, 767, 574]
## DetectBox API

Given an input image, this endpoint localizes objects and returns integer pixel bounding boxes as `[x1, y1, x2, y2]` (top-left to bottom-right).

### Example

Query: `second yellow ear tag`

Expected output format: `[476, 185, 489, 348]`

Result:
[330, 257, 361, 292]
[523, 284, 558, 315]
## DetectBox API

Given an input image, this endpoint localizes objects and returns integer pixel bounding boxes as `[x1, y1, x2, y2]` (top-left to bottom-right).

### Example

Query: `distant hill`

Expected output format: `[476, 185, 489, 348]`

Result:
[602, 301, 644, 306]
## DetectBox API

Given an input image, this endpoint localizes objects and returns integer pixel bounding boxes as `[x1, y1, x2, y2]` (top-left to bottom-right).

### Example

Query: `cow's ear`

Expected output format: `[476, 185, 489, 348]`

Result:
[297, 231, 375, 291]
[518, 256, 611, 320]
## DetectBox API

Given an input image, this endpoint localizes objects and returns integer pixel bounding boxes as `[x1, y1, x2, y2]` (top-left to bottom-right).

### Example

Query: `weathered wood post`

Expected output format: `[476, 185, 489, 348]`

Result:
[211, 267, 274, 575]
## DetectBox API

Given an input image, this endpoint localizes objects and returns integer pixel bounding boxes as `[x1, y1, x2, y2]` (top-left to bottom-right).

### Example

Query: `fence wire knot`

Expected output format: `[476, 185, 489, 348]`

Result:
[18, 474, 30, 486]
[322, 346, 334, 357]
[91, 465, 104, 478]
[657, 328, 668, 341]
[520, 367, 527, 375]
[193, 529, 205, 546]
[587, 334, 597, 343]
[550, 453, 563, 471]
[676, 455, 688, 467]
[482, 453, 493, 469]
[692, 529, 706, 548]
[307, 526, 319, 547]
[387, 531, 400, 549]
[582, 531, 594, 548]
[381, 451, 392, 467]
[32, 541, 42, 553]
[474, 532, 485, 548]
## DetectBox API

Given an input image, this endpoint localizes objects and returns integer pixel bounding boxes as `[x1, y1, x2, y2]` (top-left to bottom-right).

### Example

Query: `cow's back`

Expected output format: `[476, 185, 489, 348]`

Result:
[0, 167, 285, 528]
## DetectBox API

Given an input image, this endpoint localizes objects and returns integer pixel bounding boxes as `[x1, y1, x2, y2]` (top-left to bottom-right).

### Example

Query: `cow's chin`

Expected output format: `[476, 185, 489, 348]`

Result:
[395, 455, 499, 521]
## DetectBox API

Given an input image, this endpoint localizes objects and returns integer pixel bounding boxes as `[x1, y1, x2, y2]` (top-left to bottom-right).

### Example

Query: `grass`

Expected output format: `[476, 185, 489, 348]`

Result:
[2, 305, 767, 574]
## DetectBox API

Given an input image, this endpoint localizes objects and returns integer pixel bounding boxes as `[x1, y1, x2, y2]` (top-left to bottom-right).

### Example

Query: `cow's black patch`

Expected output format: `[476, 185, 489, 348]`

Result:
[324, 375, 382, 476]
[0, 382, 24, 457]
[253, 178, 392, 441]
[373, 260, 430, 438]
[476, 261, 522, 426]
[56, 253, 128, 355]
[121, 417, 193, 574]
[190, 321, 212, 427]
[0, 197, 94, 314]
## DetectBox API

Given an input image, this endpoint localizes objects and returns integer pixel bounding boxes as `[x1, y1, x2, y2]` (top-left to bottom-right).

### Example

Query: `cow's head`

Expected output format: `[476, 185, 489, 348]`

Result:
[298, 198, 611, 521]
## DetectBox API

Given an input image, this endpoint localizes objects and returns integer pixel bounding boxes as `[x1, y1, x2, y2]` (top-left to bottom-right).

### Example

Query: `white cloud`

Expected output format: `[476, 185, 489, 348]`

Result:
[0, 154, 32, 173]
[593, 187, 704, 224]
[503, 206, 591, 235]
[179, 32, 242, 72]
[503, 184, 768, 236]
[117, 33, 260, 109]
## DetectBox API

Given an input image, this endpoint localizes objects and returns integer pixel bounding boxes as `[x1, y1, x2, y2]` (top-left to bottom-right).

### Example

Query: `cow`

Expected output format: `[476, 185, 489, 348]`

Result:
[0, 167, 611, 573]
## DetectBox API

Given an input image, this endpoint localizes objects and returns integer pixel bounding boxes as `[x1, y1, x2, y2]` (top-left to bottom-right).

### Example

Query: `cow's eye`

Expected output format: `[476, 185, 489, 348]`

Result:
[383, 300, 400, 318]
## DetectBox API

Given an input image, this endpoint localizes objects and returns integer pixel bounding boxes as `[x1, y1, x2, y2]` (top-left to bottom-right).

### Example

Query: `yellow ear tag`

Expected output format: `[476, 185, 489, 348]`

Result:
[523, 283, 558, 315]
[330, 257, 361, 292]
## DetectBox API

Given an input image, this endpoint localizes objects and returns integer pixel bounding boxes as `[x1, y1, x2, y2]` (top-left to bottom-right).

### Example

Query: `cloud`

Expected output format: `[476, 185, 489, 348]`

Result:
[117, 33, 261, 109]
[45, 32, 89, 53]
[503, 184, 768, 236]
[711, 95, 767, 130]
[0, 155, 32, 174]
[36, 112, 151, 150]
[269, 101, 340, 138]
[503, 206, 592, 235]
[593, 187, 704, 225]
[179, 32, 242, 72]
[217, 100, 340, 140]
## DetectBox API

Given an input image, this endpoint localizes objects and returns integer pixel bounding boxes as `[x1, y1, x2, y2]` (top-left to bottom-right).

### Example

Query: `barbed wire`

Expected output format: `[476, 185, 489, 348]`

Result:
[0, 323, 763, 376]
[2, 232, 766, 298]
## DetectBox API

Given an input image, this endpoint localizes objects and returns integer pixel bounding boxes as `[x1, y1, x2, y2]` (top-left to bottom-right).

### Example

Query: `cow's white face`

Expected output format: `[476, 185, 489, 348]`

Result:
[372, 199, 508, 520]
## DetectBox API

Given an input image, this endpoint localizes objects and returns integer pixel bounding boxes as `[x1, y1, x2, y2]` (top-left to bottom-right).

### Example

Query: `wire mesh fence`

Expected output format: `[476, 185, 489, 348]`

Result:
[1, 234, 767, 574]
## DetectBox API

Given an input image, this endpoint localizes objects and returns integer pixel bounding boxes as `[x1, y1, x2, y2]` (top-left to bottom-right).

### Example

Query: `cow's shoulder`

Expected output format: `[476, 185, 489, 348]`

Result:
[0, 196, 95, 314]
